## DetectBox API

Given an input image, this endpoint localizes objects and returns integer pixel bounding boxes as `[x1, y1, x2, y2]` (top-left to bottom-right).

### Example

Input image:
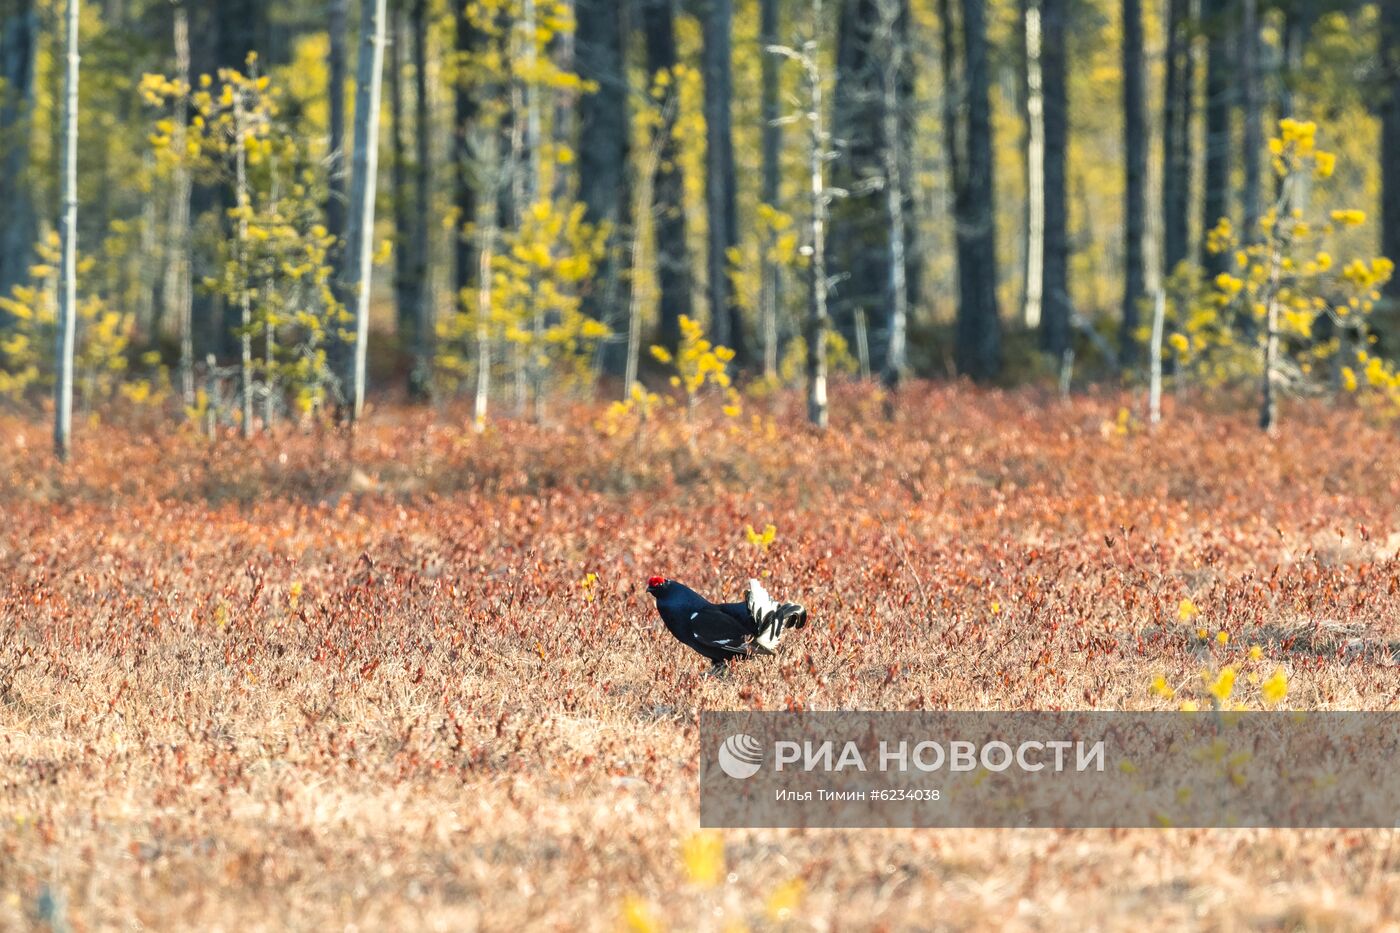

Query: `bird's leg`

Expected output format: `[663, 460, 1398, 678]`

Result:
[706, 660, 730, 679]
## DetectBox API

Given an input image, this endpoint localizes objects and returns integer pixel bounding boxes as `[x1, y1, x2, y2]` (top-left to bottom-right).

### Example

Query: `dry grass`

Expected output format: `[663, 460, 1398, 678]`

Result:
[4, 384, 1400, 930]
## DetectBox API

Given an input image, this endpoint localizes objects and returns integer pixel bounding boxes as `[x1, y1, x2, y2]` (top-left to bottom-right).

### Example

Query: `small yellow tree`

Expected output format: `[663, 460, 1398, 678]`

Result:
[142, 61, 348, 429]
[1185, 120, 1393, 430]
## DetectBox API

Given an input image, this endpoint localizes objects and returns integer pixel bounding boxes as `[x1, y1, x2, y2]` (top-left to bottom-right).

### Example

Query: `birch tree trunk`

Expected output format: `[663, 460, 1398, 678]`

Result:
[233, 92, 253, 438]
[53, 0, 78, 462]
[474, 219, 493, 433]
[1022, 0, 1044, 330]
[161, 4, 195, 403]
[626, 121, 664, 396]
[342, 0, 389, 422]
[759, 0, 781, 378]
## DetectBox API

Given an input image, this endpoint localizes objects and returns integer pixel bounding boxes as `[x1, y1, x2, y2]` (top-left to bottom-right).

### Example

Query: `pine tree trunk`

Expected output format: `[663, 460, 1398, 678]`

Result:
[327, 0, 348, 268]
[391, 10, 413, 364]
[831, 0, 884, 364]
[409, 0, 432, 399]
[1383, 1, 1400, 300]
[943, 0, 1002, 382]
[53, 0, 78, 462]
[804, 35, 828, 429]
[452, 2, 480, 309]
[1239, 0, 1261, 238]
[551, 0, 575, 204]
[642, 0, 692, 353]
[0, 0, 37, 306]
[576, 0, 631, 346]
[702, 0, 746, 360]
[759, 0, 782, 378]
[343, 0, 389, 422]
[1120, 0, 1146, 368]
[1039, 0, 1070, 358]
[878, 0, 907, 388]
[1161, 0, 1192, 277]
[1200, 0, 1230, 278]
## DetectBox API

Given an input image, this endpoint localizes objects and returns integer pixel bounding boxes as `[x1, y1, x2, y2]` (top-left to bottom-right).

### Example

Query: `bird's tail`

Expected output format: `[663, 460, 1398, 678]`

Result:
[747, 579, 808, 653]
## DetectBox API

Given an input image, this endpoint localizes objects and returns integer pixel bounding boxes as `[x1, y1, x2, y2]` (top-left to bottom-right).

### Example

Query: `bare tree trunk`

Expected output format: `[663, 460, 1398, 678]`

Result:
[391, 10, 412, 368]
[233, 91, 253, 438]
[626, 112, 666, 397]
[576, 0, 631, 342]
[1259, 250, 1282, 432]
[474, 218, 493, 432]
[702, 0, 746, 360]
[1161, 0, 1192, 276]
[1148, 290, 1164, 425]
[164, 4, 195, 403]
[551, 0, 575, 204]
[759, 0, 782, 379]
[53, 0, 78, 462]
[878, 0, 907, 388]
[1039, 0, 1070, 358]
[0, 0, 37, 304]
[1383, 1, 1400, 300]
[1022, 0, 1044, 329]
[642, 0, 692, 352]
[453, 1, 480, 309]
[1121, 0, 1145, 369]
[1239, 0, 1261, 238]
[327, 0, 348, 265]
[802, 7, 829, 429]
[942, 0, 1002, 381]
[409, 0, 432, 400]
[1200, 0, 1230, 278]
[343, 0, 389, 422]
[520, 0, 544, 422]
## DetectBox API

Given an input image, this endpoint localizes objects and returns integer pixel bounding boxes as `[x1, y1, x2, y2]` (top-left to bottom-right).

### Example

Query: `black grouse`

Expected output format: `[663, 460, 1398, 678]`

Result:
[645, 576, 808, 673]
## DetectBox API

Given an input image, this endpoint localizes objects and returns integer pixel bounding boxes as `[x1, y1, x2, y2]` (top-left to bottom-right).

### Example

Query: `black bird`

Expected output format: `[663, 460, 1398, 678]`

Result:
[645, 576, 808, 673]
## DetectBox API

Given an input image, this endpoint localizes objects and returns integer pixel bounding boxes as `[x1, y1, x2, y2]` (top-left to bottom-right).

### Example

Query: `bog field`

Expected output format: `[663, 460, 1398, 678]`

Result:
[4, 384, 1400, 930]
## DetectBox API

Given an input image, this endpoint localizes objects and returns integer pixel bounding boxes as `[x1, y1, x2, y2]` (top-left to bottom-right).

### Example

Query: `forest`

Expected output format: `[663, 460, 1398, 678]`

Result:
[8, 1, 1400, 930]
[0, 0, 1397, 442]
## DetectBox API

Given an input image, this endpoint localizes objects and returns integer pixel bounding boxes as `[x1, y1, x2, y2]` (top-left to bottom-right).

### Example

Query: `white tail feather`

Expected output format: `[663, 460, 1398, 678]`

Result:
[747, 579, 806, 652]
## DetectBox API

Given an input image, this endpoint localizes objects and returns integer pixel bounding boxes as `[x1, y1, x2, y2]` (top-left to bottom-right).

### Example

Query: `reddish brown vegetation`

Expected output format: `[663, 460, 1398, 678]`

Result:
[3, 384, 1400, 928]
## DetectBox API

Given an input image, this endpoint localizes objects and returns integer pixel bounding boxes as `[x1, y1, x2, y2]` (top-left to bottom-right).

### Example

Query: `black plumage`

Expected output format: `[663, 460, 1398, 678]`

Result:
[645, 576, 808, 672]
